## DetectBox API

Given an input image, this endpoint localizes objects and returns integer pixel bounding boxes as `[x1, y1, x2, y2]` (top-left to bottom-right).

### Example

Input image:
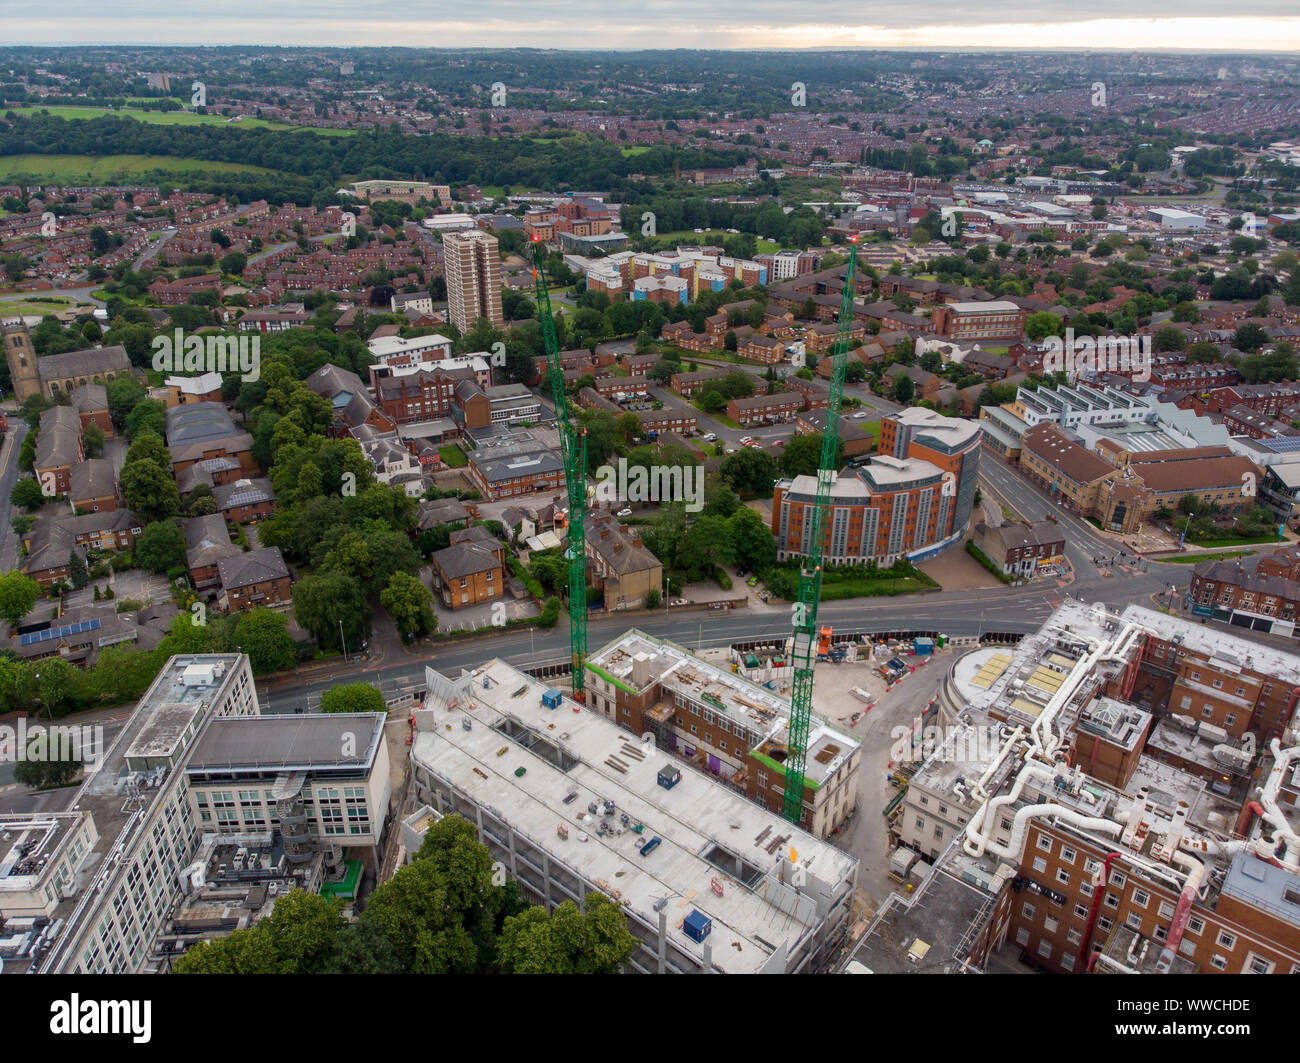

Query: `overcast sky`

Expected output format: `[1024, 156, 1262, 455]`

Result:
[4, 1, 1299, 51]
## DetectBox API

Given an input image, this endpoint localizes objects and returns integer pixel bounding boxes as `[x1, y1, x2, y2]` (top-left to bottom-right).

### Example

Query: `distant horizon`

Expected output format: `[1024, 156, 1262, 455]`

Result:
[2, 10, 1299, 54]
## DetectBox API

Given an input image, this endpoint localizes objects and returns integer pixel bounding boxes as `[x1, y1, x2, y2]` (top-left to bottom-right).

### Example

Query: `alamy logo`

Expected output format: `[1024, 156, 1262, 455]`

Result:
[151, 329, 261, 383]
[0, 719, 104, 771]
[1042, 328, 1151, 383]
[50, 995, 151, 1043]
[593, 459, 704, 513]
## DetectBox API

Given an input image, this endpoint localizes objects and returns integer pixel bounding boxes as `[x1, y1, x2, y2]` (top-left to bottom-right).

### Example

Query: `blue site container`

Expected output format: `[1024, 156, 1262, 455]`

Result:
[542, 688, 563, 710]
[657, 766, 682, 790]
[684, 909, 712, 943]
[914, 638, 934, 656]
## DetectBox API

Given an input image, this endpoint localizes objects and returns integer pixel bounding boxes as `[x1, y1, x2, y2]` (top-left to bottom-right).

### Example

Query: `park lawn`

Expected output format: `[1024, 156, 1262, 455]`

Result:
[620, 146, 651, 157]
[819, 573, 937, 599]
[1159, 549, 1256, 564]
[438, 444, 469, 468]
[0, 153, 285, 181]
[0, 297, 84, 316]
[1187, 534, 1282, 548]
[7, 105, 355, 136]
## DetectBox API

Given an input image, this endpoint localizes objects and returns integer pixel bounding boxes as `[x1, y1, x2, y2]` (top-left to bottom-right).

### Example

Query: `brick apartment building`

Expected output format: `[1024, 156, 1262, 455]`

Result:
[217, 546, 293, 613]
[429, 526, 506, 608]
[727, 392, 803, 426]
[931, 300, 1027, 341]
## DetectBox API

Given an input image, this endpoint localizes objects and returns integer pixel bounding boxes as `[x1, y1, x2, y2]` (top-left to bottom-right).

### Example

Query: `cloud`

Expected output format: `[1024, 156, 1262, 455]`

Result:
[2, 2, 1299, 48]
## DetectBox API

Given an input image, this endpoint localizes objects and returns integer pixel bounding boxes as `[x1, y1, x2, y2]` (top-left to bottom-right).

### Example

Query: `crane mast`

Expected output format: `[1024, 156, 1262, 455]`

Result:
[531, 237, 588, 695]
[780, 237, 860, 824]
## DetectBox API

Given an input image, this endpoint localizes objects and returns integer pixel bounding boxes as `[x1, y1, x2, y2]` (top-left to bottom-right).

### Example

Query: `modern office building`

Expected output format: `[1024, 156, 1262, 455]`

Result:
[772, 408, 981, 565]
[0, 654, 389, 974]
[444, 229, 504, 332]
[407, 660, 859, 973]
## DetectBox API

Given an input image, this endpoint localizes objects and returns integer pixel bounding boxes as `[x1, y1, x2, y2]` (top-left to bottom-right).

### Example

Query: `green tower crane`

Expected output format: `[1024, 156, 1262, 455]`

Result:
[780, 236, 860, 825]
[531, 237, 589, 696]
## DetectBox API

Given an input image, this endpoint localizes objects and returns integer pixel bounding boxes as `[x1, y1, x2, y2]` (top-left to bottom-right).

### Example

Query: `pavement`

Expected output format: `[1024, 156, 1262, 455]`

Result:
[0, 418, 30, 573]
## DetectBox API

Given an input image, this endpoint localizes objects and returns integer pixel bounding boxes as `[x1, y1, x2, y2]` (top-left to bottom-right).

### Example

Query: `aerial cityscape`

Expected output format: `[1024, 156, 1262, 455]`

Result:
[0, 7, 1297, 1006]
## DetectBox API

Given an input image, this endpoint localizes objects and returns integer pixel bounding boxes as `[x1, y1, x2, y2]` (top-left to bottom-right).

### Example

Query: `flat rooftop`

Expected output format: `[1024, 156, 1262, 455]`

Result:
[1221, 851, 1300, 930]
[186, 713, 384, 774]
[1122, 604, 1300, 686]
[411, 659, 858, 974]
[846, 852, 1006, 973]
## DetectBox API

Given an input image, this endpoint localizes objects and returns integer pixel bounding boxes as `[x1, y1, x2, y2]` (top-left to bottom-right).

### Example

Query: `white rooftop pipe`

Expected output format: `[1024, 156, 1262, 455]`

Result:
[963, 760, 1057, 858]
[1259, 739, 1300, 869]
[983, 802, 1123, 863]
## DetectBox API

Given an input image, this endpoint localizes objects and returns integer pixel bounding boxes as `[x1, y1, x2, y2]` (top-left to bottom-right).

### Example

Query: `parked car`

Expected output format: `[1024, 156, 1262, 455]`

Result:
[703, 432, 717, 442]
[853, 412, 867, 419]
[616, 507, 633, 518]
[746, 575, 760, 587]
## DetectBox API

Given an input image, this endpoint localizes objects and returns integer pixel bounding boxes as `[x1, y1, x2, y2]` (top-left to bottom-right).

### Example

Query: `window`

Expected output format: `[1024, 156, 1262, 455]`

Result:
[1074, 903, 1089, 919]
[1032, 856, 1047, 873]
[919, 795, 929, 806]
[1245, 954, 1274, 975]
[1224, 713, 1237, 728]
[1022, 902, 1037, 920]
[1132, 889, 1149, 909]
[1158, 901, 1175, 920]
[1067, 928, 1082, 945]
[915, 816, 926, 829]
[1000, 817, 1012, 831]
[1080, 880, 1095, 898]
[933, 825, 944, 840]
[1187, 917, 1204, 936]
[1104, 893, 1119, 910]
[1216, 931, 1236, 950]
[1098, 917, 1113, 932]
[1044, 916, 1059, 934]
[1060, 846, 1076, 865]
[1210, 954, 1227, 971]
[1201, 705, 1214, 719]
[1056, 868, 1070, 886]
[1060, 952, 1075, 971]
[1037, 940, 1053, 959]
[1125, 912, 1143, 930]
[1109, 871, 1126, 888]
[1036, 834, 1053, 853]
[1015, 927, 1030, 947]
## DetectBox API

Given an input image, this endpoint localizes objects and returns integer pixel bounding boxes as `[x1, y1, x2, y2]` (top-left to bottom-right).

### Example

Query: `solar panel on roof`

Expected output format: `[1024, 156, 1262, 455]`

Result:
[19, 617, 100, 646]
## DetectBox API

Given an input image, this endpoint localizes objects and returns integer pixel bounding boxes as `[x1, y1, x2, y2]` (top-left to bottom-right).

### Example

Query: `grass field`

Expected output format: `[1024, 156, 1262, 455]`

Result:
[438, 444, 468, 468]
[0, 297, 81, 315]
[1159, 549, 1257, 564]
[0, 153, 285, 181]
[7, 105, 354, 137]
[620, 146, 651, 157]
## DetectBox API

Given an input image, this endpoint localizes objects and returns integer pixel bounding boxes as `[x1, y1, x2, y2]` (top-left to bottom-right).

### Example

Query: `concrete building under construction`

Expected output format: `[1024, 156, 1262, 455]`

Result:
[406, 659, 860, 973]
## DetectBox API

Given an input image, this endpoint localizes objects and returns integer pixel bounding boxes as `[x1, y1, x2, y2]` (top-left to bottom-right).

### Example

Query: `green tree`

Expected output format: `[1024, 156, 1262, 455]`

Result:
[780, 432, 842, 477]
[0, 570, 40, 626]
[679, 515, 736, 577]
[174, 891, 342, 974]
[320, 683, 387, 714]
[124, 430, 170, 469]
[497, 894, 635, 974]
[133, 520, 187, 572]
[120, 459, 181, 523]
[719, 448, 776, 497]
[13, 730, 84, 791]
[82, 423, 105, 458]
[728, 505, 777, 573]
[293, 570, 370, 651]
[893, 374, 916, 403]
[9, 477, 45, 511]
[67, 551, 88, 590]
[1024, 311, 1063, 342]
[233, 608, 296, 674]
[380, 571, 437, 640]
[124, 398, 167, 439]
[1152, 326, 1188, 353]
[1233, 323, 1269, 354]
